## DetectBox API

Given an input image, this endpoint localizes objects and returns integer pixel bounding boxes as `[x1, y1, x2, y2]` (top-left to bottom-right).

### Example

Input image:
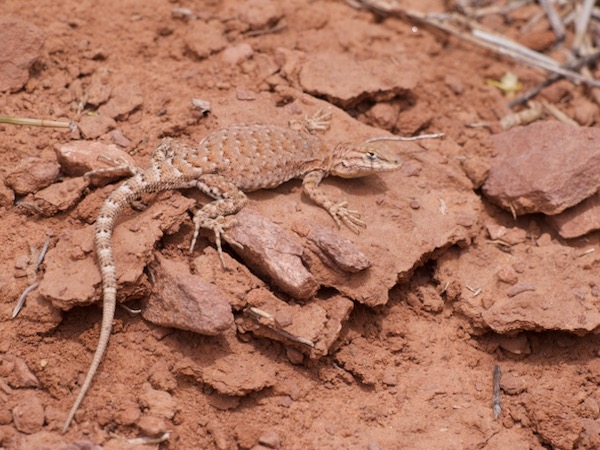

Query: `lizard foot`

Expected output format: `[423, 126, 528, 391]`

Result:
[190, 215, 243, 269]
[289, 108, 332, 134]
[328, 201, 366, 234]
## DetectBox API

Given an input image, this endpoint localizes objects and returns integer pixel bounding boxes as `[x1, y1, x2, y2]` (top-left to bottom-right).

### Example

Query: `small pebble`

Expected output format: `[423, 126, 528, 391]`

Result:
[137, 414, 168, 437]
[12, 393, 44, 434]
[258, 431, 281, 449]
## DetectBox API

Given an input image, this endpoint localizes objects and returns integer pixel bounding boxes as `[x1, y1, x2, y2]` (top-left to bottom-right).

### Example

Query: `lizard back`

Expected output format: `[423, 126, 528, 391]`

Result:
[185, 125, 329, 191]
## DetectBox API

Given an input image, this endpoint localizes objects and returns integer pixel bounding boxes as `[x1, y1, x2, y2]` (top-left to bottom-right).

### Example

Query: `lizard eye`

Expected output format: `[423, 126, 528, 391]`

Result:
[366, 151, 377, 161]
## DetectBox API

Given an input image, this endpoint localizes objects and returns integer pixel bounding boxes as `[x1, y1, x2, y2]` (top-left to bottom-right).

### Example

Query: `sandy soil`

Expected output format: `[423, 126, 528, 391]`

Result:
[1, 1, 600, 449]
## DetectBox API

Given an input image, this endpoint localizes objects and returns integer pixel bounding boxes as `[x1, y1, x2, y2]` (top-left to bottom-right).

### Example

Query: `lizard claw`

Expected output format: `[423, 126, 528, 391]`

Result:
[328, 201, 366, 234]
[190, 215, 243, 269]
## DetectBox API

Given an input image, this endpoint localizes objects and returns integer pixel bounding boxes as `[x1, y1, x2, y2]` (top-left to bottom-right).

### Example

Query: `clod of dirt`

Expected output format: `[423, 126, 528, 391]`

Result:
[258, 431, 281, 449]
[55, 141, 136, 185]
[8, 356, 39, 388]
[225, 208, 318, 300]
[86, 69, 112, 106]
[31, 177, 89, 216]
[304, 224, 371, 273]
[0, 18, 44, 93]
[142, 254, 234, 335]
[222, 43, 254, 65]
[12, 392, 45, 434]
[183, 21, 228, 60]
[5, 157, 60, 196]
[546, 193, 600, 238]
[137, 386, 177, 420]
[137, 414, 168, 437]
[11, 292, 63, 335]
[175, 334, 277, 396]
[237, 0, 284, 31]
[0, 177, 15, 207]
[98, 84, 144, 120]
[77, 114, 117, 139]
[483, 121, 600, 215]
[298, 53, 419, 108]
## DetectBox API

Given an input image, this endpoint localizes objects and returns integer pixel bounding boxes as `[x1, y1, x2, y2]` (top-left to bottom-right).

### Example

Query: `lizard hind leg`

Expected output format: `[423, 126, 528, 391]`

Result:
[189, 175, 248, 268]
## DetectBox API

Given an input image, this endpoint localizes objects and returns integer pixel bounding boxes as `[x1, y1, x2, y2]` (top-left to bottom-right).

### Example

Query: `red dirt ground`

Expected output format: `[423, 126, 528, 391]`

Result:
[1, 1, 600, 449]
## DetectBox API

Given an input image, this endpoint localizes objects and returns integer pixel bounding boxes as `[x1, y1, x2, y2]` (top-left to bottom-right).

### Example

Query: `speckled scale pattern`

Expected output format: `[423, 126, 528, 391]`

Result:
[189, 125, 328, 191]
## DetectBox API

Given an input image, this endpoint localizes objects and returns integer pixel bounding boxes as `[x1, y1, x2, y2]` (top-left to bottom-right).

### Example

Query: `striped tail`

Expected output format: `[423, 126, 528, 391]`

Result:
[63, 172, 149, 432]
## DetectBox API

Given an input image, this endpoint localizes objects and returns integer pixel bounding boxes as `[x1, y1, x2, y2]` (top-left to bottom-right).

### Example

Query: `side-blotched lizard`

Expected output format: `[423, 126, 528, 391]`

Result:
[63, 113, 402, 431]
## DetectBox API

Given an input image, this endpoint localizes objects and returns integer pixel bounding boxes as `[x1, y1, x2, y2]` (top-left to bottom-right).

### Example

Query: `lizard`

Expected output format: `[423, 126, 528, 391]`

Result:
[62, 112, 403, 432]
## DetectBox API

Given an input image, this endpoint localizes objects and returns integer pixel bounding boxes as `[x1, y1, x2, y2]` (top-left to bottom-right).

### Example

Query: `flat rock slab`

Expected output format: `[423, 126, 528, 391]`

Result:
[30, 176, 89, 216]
[55, 140, 137, 185]
[204, 92, 482, 307]
[435, 221, 600, 335]
[298, 52, 419, 108]
[0, 18, 44, 92]
[5, 157, 60, 196]
[483, 121, 600, 215]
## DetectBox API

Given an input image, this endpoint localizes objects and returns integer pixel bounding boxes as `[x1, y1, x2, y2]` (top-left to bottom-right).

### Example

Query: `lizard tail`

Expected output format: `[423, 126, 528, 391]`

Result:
[63, 176, 142, 433]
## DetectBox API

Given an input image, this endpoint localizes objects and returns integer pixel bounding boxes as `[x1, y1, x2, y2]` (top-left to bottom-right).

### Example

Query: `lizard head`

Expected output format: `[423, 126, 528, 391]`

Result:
[329, 142, 403, 178]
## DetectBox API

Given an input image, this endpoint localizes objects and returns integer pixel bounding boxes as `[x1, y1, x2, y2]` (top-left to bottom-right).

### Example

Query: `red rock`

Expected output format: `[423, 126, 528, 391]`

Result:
[363, 102, 399, 131]
[226, 208, 318, 300]
[306, 225, 371, 273]
[573, 99, 598, 126]
[497, 334, 531, 355]
[5, 157, 60, 195]
[483, 121, 600, 215]
[0, 18, 44, 92]
[299, 52, 419, 108]
[240, 289, 353, 357]
[32, 177, 89, 216]
[142, 255, 234, 335]
[436, 241, 600, 335]
[191, 246, 264, 311]
[547, 193, 600, 239]
[175, 334, 277, 396]
[11, 357, 40, 388]
[258, 431, 281, 449]
[54, 141, 136, 184]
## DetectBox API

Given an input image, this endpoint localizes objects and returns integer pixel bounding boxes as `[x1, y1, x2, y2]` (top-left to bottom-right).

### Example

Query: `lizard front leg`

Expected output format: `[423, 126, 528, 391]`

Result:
[190, 174, 248, 267]
[302, 170, 366, 234]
